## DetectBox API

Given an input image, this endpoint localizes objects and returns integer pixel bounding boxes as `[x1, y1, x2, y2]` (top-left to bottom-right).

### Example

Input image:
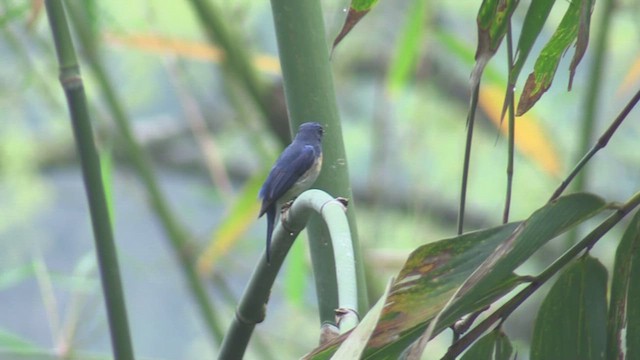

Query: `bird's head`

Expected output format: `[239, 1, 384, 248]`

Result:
[295, 122, 324, 143]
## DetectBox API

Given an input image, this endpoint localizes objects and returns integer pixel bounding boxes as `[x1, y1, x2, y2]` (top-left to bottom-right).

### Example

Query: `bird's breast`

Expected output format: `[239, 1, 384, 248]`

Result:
[282, 152, 323, 201]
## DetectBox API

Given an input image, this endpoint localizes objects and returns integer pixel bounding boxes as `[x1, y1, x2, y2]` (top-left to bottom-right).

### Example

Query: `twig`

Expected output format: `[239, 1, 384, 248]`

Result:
[458, 82, 481, 235]
[549, 87, 640, 201]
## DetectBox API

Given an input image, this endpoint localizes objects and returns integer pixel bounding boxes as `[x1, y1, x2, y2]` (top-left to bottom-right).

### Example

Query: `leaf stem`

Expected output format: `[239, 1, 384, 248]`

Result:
[458, 82, 481, 235]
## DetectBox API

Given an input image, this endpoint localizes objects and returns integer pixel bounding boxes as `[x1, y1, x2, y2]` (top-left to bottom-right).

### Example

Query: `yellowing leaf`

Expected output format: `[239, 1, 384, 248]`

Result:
[197, 169, 268, 275]
[479, 84, 562, 177]
[618, 54, 640, 95]
[104, 33, 281, 75]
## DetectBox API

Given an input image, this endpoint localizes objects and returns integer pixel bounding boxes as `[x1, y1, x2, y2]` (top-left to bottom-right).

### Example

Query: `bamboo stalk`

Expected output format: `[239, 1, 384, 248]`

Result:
[44, 1, 134, 358]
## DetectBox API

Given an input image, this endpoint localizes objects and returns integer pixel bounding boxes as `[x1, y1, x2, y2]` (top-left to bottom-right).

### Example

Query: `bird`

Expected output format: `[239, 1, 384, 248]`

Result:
[259, 122, 324, 263]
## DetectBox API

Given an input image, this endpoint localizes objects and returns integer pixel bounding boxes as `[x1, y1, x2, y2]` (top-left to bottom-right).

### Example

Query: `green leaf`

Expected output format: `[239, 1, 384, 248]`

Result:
[0, 327, 42, 354]
[628, 225, 640, 359]
[510, 0, 556, 83]
[439, 193, 606, 333]
[196, 168, 266, 274]
[607, 210, 640, 359]
[460, 329, 513, 360]
[517, 0, 589, 115]
[461, 330, 497, 360]
[494, 330, 514, 360]
[531, 256, 608, 360]
[305, 193, 606, 359]
[386, 0, 428, 94]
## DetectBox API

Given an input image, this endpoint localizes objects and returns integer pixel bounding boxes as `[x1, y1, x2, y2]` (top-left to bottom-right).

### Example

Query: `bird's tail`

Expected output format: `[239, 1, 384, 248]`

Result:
[266, 206, 275, 263]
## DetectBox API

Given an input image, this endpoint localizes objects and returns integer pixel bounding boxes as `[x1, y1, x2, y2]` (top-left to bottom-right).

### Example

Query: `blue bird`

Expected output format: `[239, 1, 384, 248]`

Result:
[259, 122, 324, 263]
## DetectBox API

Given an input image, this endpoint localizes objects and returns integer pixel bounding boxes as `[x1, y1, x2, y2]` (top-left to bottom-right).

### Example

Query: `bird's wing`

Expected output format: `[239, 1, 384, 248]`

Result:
[260, 144, 317, 206]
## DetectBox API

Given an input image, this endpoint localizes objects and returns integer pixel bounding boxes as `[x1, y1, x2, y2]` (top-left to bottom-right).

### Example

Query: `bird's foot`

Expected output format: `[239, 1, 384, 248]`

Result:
[280, 199, 295, 214]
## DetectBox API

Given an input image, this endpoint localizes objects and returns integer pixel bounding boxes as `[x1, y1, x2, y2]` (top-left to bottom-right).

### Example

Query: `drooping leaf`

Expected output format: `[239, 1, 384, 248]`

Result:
[568, 0, 595, 90]
[531, 256, 608, 360]
[305, 193, 606, 359]
[517, 0, 590, 115]
[414, 193, 606, 356]
[606, 209, 640, 359]
[494, 330, 514, 360]
[386, 0, 427, 94]
[479, 83, 562, 176]
[197, 169, 267, 275]
[331, 0, 380, 51]
[331, 280, 392, 359]
[303, 222, 521, 360]
[460, 330, 497, 360]
[510, 0, 556, 84]
[460, 329, 513, 360]
[471, 0, 519, 88]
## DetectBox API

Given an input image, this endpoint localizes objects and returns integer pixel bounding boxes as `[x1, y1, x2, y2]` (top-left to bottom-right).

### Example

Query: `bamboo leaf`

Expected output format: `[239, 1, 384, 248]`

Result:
[331, 280, 392, 359]
[479, 83, 562, 176]
[517, 0, 588, 115]
[386, 0, 427, 94]
[305, 193, 606, 359]
[444, 193, 606, 326]
[197, 169, 267, 275]
[471, 0, 519, 87]
[568, 0, 595, 90]
[627, 215, 640, 359]
[607, 210, 640, 359]
[531, 256, 608, 360]
[460, 329, 513, 360]
[510, 0, 556, 83]
[304, 222, 521, 359]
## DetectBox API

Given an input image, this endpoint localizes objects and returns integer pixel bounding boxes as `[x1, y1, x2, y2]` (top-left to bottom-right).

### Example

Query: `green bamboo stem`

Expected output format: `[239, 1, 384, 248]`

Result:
[64, 3, 224, 345]
[44, 1, 134, 359]
[219, 190, 358, 359]
[269, 0, 368, 322]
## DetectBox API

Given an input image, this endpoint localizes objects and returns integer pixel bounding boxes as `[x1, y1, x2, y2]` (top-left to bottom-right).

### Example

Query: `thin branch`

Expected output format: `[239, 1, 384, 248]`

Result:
[457, 82, 481, 235]
[549, 87, 640, 201]
[503, 23, 516, 224]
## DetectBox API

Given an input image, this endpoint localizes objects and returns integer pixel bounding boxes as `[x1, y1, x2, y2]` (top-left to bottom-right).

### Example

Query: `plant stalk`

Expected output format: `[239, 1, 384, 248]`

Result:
[269, 0, 368, 322]
[44, 1, 135, 358]
[65, 2, 224, 345]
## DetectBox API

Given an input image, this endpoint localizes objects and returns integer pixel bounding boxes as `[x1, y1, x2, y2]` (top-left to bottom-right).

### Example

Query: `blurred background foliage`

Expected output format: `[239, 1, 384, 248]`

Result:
[1, 0, 640, 358]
